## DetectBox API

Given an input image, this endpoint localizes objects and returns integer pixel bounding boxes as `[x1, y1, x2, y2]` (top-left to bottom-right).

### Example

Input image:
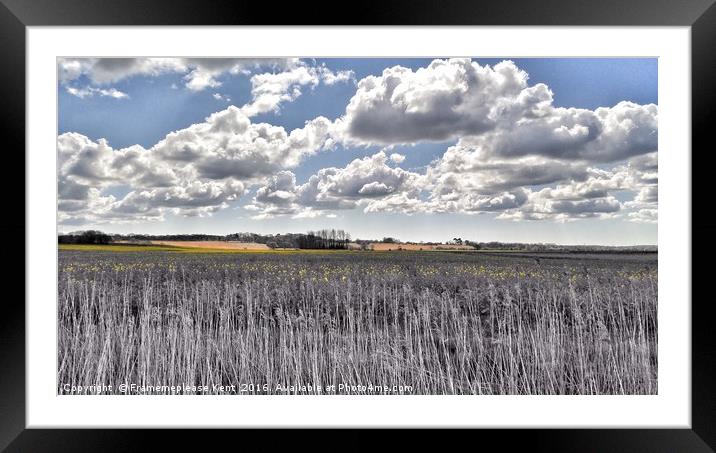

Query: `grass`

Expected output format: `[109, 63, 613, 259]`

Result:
[59, 244, 190, 252]
[59, 243, 528, 254]
[57, 250, 657, 395]
[58, 244, 356, 254]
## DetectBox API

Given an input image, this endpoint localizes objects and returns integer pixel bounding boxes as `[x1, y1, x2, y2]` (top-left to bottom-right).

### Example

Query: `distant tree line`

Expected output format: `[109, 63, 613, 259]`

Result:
[463, 240, 656, 253]
[115, 233, 227, 242]
[297, 229, 350, 249]
[58, 230, 656, 253]
[58, 230, 111, 244]
[86, 229, 352, 250]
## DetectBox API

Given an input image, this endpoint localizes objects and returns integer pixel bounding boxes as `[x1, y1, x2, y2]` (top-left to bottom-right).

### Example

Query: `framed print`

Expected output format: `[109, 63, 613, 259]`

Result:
[4, 0, 715, 450]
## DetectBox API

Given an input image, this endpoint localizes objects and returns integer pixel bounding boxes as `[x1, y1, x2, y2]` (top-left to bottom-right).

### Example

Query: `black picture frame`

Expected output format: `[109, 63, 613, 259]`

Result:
[3, 0, 713, 450]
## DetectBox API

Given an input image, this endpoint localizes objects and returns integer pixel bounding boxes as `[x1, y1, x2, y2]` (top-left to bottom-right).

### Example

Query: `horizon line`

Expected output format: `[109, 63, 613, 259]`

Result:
[56, 229, 657, 248]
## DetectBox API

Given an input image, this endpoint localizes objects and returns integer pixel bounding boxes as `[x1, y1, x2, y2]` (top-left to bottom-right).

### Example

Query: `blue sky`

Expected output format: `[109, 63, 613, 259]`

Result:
[57, 58, 658, 244]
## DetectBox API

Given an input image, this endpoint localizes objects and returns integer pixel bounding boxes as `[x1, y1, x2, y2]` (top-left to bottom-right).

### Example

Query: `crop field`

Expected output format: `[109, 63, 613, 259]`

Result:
[150, 241, 272, 251]
[368, 243, 476, 251]
[57, 250, 657, 395]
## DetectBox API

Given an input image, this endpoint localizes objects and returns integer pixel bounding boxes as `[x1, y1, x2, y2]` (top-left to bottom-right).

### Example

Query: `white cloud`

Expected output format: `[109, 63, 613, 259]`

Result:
[243, 138, 659, 222]
[58, 58, 658, 226]
[317, 64, 354, 85]
[389, 153, 406, 164]
[460, 101, 657, 163]
[628, 208, 658, 224]
[58, 58, 186, 84]
[428, 145, 590, 194]
[338, 59, 539, 144]
[151, 106, 333, 180]
[212, 93, 231, 102]
[336, 58, 657, 166]
[246, 151, 424, 218]
[495, 188, 622, 222]
[496, 196, 622, 222]
[182, 58, 298, 92]
[490, 157, 657, 222]
[65, 86, 129, 99]
[240, 63, 355, 117]
[58, 57, 297, 89]
[59, 58, 353, 116]
[622, 157, 657, 223]
[240, 65, 320, 117]
[361, 192, 427, 215]
[633, 185, 658, 204]
[312, 151, 422, 199]
[332, 57, 657, 221]
[57, 106, 334, 225]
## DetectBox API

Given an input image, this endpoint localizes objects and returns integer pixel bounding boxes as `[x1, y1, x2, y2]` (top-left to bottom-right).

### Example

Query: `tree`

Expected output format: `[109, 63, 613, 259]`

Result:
[58, 230, 111, 244]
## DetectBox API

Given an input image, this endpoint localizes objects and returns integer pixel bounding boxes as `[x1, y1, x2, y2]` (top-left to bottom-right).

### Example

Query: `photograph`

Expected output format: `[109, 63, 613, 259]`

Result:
[3, 0, 709, 445]
[56, 56, 658, 396]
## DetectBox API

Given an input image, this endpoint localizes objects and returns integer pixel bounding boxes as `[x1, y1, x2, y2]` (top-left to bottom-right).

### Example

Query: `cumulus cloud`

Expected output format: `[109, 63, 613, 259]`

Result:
[240, 65, 320, 117]
[110, 180, 245, 217]
[498, 201, 620, 222]
[429, 144, 590, 194]
[496, 188, 622, 222]
[58, 57, 658, 226]
[459, 101, 657, 163]
[59, 58, 354, 116]
[59, 58, 186, 84]
[65, 86, 129, 99]
[245, 151, 424, 218]
[317, 64, 354, 85]
[181, 58, 299, 92]
[57, 106, 333, 224]
[241, 131, 658, 222]
[628, 208, 658, 224]
[336, 58, 657, 165]
[632, 185, 658, 204]
[338, 59, 535, 144]
[58, 57, 296, 90]
[492, 157, 658, 222]
[311, 151, 422, 199]
[240, 63, 354, 117]
[389, 153, 406, 164]
[150, 106, 333, 180]
[358, 147, 657, 221]
[622, 154, 658, 223]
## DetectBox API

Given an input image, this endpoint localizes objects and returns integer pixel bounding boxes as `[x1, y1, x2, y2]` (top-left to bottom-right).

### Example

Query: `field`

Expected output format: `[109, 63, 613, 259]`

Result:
[60, 243, 280, 253]
[151, 241, 271, 250]
[368, 243, 475, 251]
[57, 249, 657, 395]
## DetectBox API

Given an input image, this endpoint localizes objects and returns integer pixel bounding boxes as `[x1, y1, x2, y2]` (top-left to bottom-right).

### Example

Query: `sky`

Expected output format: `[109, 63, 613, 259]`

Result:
[57, 58, 658, 245]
